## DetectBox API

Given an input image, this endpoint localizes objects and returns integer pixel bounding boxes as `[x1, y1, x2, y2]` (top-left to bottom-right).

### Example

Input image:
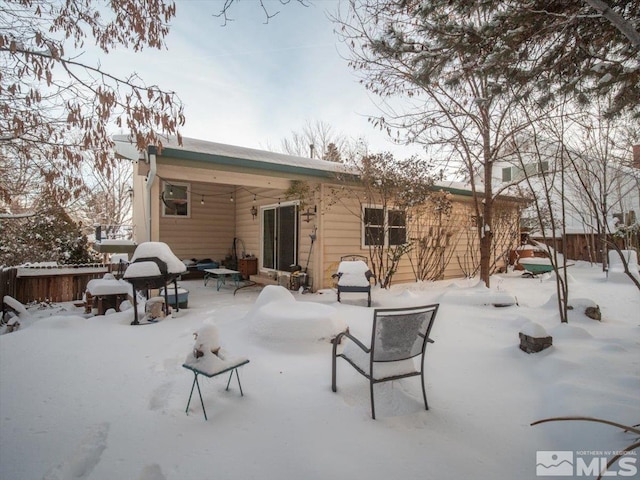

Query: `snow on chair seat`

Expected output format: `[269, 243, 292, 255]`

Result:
[334, 255, 374, 307]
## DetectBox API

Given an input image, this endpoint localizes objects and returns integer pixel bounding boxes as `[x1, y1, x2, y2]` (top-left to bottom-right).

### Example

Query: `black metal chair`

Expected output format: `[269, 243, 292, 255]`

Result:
[333, 255, 374, 307]
[332, 304, 439, 419]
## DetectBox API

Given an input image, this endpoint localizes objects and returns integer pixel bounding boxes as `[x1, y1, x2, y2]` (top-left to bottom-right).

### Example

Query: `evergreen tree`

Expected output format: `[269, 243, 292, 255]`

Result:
[477, 0, 640, 119]
[0, 192, 97, 266]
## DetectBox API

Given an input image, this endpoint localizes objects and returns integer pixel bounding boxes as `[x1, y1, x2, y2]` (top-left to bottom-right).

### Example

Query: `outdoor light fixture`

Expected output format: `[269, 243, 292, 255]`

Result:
[302, 206, 317, 223]
[250, 205, 258, 220]
[201, 195, 205, 205]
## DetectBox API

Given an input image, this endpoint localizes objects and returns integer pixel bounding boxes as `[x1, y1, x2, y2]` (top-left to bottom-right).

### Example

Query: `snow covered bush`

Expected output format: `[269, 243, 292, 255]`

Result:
[0, 195, 98, 266]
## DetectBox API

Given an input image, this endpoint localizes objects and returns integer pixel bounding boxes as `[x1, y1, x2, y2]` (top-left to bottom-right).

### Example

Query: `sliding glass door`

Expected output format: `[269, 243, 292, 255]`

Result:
[262, 203, 299, 271]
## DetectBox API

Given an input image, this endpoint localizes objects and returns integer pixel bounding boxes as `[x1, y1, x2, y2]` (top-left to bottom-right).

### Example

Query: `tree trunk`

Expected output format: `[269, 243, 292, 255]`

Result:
[480, 119, 494, 287]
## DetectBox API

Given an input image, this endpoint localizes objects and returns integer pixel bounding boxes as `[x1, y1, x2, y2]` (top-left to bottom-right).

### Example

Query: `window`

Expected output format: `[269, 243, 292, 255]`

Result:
[262, 203, 299, 271]
[363, 207, 407, 247]
[162, 181, 190, 217]
[503, 162, 550, 183]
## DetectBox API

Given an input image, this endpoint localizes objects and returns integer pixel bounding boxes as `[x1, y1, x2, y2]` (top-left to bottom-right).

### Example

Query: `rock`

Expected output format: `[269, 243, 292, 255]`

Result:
[519, 332, 553, 354]
[585, 305, 602, 321]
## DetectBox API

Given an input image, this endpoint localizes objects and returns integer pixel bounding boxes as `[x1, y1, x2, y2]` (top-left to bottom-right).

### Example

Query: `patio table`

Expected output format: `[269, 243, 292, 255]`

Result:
[204, 268, 242, 291]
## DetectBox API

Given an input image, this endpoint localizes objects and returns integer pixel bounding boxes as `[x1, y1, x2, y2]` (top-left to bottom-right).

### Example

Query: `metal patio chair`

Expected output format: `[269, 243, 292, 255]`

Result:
[333, 255, 375, 307]
[332, 304, 439, 419]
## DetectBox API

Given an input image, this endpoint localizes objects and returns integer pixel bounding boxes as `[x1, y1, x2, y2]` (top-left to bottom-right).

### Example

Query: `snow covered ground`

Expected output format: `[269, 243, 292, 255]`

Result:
[1, 262, 638, 480]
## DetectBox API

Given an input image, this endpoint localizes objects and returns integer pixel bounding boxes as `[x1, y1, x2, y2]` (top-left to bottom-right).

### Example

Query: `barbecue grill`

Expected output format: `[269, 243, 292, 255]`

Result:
[123, 243, 187, 325]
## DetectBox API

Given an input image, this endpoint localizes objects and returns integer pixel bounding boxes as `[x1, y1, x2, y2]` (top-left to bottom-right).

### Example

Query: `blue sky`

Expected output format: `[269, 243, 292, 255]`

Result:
[101, 0, 421, 158]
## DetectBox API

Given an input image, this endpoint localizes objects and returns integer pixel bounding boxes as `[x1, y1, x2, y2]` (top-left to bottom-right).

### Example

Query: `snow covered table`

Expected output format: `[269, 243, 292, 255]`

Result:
[182, 353, 249, 421]
[203, 268, 242, 291]
[85, 275, 131, 315]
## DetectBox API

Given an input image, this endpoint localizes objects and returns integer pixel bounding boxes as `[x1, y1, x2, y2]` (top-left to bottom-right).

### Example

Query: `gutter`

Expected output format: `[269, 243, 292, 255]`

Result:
[146, 146, 158, 242]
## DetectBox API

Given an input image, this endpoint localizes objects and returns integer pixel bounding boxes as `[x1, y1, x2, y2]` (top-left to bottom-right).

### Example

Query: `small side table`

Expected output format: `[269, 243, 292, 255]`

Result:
[182, 359, 250, 420]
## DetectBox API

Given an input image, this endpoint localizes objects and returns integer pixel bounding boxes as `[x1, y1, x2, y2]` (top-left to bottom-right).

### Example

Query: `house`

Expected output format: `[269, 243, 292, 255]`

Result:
[488, 142, 640, 262]
[114, 135, 522, 290]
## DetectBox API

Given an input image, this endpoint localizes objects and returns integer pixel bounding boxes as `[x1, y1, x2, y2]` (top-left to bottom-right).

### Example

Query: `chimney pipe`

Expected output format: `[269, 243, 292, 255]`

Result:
[309, 144, 315, 158]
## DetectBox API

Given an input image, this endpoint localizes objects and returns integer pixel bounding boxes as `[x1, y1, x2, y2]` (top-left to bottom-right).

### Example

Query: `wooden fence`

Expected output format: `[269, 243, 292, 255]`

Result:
[533, 233, 629, 263]
[1, 264, 111, 304]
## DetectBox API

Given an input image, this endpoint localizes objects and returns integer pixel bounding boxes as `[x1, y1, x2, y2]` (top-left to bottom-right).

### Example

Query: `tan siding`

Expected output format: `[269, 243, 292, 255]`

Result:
[143, 163, 520, 289]
[315, 187, 519, 289]
[159, 180, 235, 261]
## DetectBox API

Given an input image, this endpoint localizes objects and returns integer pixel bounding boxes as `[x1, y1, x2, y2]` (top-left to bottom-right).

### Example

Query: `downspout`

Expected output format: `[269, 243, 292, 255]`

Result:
[146, 145, 158, 242]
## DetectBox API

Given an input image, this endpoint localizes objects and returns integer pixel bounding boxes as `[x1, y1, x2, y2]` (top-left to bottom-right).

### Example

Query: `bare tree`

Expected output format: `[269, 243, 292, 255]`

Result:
[559, 102, 640, 289]
[213, 0, 310, 26]
[70, 154, 134, 239]
[281, 120, 352, 161]
[333, 152, 436, 288]
[334, 0, 547, 287]
[408, 190, 466, 281]
[0, 0, 185, 209]
[507, 112, 574, 323]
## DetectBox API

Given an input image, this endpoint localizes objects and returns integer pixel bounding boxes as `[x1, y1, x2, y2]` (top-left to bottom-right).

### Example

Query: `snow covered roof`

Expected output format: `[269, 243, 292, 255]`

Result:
[113, 135, 524, 201]
[113, 134, 349, 179]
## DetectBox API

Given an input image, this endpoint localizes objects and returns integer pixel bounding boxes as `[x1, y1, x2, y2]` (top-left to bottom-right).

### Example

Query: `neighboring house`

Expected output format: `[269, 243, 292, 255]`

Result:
[114, 135, 521, 290]
[489, 143, 640, 261]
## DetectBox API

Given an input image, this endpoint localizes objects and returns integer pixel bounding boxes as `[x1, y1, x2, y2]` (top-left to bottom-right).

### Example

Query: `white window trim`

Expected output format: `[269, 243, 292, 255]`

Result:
[361, 205, 407, 248]
[161, 181, 191, 218]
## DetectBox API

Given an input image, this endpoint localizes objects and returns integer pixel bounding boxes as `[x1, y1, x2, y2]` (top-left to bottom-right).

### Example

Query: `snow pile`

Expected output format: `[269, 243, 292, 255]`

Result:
[519, 321, 548, 337]
[247, 285, 345, 343]
[440, 279, 517, 306]
[3, 295, 30, 318]
[608, 249, 640, 283]
[518, 257, 552, 266]
[183, 324, 247, 375]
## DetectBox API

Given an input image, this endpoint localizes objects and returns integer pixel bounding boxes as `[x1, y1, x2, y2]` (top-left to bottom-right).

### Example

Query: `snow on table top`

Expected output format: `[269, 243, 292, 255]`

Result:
[86, 278, 131, 296]
[518, 257, 552, 265]
[183, 348, 248, 376]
